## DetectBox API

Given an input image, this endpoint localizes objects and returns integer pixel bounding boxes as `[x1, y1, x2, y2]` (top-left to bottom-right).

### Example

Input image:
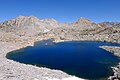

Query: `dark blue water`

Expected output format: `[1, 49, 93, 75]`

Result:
[6, 41, 120, 80]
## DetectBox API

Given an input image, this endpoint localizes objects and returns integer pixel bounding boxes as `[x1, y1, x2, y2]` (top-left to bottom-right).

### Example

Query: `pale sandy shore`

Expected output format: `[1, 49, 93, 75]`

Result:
[0, 42, 85, 80]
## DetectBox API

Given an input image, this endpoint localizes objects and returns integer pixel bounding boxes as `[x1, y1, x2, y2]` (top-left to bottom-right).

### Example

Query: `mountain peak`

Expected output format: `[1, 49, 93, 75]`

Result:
[74, 17, 91, 24]
[15, 15, 40, 20]
[0, 16, 61, 36]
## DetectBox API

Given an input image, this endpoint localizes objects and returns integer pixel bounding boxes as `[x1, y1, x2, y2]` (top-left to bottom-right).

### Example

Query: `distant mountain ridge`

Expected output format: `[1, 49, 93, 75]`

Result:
[99, 22, 120, 27]
[0, 16, 60, 36]
[0, 16, 120, 42]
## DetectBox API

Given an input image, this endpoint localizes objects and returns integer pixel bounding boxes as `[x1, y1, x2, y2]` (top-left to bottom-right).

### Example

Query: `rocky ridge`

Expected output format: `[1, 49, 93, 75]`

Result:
[0, 16, 60, 36]
[99, 22, 120, 27]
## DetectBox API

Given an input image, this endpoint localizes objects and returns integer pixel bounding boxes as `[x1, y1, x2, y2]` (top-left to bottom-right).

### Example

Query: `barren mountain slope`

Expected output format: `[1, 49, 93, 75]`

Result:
[0, 16, 60, 36]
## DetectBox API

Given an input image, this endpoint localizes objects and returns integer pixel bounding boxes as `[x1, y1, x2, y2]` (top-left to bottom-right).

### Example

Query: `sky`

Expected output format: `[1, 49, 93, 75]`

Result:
[0, 0, 120, 23]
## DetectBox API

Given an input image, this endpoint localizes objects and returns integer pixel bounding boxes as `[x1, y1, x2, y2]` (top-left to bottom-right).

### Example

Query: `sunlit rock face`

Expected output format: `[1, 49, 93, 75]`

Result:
[0, 16, 60, 36]
[0, 16, 120, 44]
[71, 18, 101, 30]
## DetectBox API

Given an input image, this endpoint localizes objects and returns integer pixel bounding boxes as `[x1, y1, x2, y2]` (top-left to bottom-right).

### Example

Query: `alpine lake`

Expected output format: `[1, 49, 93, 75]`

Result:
[6, 40, 120, 80]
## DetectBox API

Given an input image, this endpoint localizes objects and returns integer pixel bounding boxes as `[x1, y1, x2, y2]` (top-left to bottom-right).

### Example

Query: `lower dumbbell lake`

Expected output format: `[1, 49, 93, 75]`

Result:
[6, 41, 120, 80]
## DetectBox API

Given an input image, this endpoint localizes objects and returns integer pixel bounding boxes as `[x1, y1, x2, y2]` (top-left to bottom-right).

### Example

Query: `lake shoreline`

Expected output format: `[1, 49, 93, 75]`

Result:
[1, 39, 120, 80]
[0, 41, 86, 80]
[99, 46, 120, 80]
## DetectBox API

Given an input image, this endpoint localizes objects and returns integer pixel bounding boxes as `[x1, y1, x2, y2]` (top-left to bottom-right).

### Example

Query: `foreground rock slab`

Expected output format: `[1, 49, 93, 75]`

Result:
[0, 58, 69, 80]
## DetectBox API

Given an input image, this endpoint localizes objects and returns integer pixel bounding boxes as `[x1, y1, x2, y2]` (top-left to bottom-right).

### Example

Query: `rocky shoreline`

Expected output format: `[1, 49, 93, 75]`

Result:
[1, 38, 120, 80]
[100, 46, 120, 80]
[0, 42, 85, 80]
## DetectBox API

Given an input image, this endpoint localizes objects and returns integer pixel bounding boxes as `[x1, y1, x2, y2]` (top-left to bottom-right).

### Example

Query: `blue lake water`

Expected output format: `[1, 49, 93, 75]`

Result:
[6, 41, 120, 80]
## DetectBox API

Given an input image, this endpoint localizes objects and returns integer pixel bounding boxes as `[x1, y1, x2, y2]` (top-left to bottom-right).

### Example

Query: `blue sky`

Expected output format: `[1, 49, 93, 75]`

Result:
[0, 0, 120, 23]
